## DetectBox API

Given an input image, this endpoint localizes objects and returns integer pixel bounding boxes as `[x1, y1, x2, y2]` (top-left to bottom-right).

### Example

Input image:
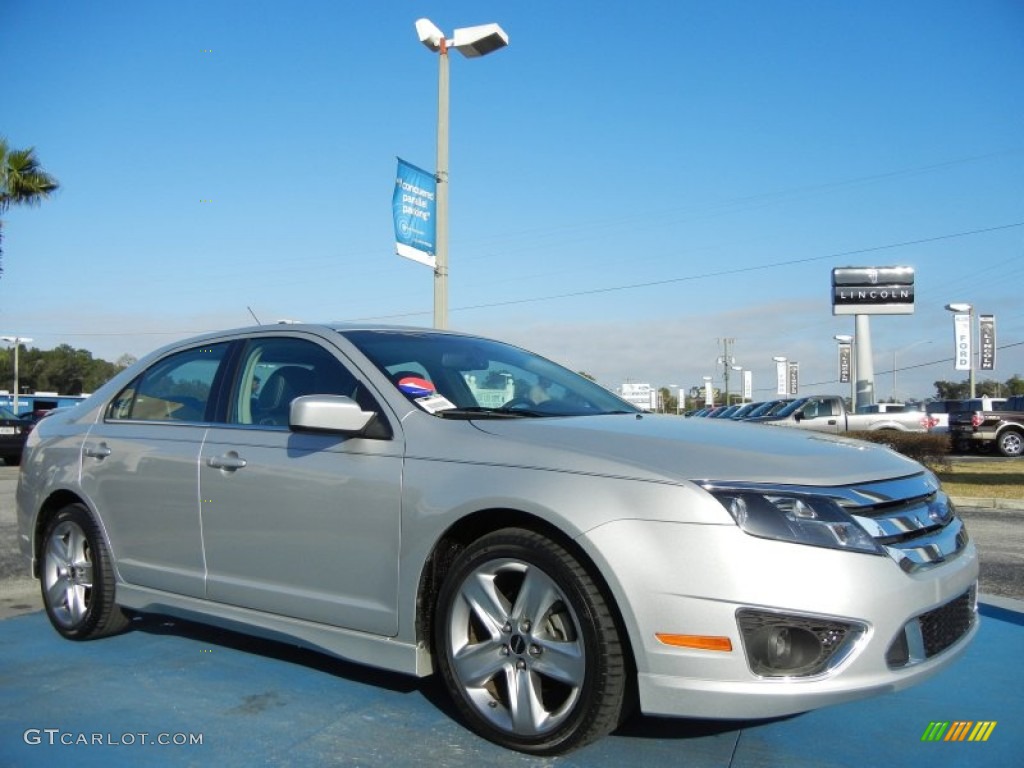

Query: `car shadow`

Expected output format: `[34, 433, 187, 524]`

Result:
[128, 611, 791, 743]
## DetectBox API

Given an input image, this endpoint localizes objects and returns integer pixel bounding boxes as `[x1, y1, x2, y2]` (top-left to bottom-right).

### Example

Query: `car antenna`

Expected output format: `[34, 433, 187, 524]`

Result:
[247, 306, 262, 325]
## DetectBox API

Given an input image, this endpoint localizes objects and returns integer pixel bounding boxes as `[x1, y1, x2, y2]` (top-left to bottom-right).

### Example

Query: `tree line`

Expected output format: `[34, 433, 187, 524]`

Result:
[0, 344, 135, 396]
[933, 376, 1024, 400]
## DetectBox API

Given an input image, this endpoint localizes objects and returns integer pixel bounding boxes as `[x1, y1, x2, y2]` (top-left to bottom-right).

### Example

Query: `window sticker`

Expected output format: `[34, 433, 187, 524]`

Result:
[398, 376, 435, 398]
[416, 394, 456, 414]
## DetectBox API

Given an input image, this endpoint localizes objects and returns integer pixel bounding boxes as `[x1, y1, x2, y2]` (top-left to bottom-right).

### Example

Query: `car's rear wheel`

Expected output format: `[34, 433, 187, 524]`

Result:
[433, 528, 627, 755]
[997, 429, 1023, 457]
[41, 503, 129, 640]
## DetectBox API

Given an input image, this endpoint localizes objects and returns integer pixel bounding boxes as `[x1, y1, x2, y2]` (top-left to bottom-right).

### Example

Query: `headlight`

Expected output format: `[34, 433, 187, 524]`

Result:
[705, 486, 883, 555]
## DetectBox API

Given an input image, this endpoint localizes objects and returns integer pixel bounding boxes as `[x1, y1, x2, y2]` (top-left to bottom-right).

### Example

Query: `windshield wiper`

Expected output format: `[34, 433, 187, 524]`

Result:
[434, 407, 540, 420]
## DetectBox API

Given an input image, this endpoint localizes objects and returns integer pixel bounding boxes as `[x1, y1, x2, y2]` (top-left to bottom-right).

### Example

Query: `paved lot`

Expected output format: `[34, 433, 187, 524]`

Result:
[0, 604, 1020, 767]
[2, 465, 1022, 766]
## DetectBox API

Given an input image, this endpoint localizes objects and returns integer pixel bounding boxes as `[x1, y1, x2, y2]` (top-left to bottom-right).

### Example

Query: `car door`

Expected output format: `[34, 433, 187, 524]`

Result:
[199, 335, 404, 636]
[796, 398, 843, 434]
[80, 342, 232, 597]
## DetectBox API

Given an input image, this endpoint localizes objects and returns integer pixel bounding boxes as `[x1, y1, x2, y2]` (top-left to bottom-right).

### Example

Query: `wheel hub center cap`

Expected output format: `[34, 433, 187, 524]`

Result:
[509, 634, 527, 655]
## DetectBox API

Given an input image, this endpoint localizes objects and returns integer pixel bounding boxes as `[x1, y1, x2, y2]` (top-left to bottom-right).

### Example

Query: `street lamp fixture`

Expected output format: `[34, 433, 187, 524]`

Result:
[415, 17, 509, 330]
[944, 303, 975, 398]
[1, 335, 33, 414]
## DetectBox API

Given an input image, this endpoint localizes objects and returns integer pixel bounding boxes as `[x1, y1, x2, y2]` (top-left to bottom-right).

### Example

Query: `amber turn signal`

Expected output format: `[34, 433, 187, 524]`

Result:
[655, 633, 733, 652]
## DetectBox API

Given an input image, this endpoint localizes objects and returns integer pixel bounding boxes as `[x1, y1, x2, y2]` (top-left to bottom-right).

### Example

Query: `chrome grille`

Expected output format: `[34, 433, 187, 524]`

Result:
[831, 474, 970, 572]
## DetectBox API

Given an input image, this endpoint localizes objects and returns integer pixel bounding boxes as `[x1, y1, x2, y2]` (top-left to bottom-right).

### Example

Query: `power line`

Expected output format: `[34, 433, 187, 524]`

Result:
[756, 339, 1024, 393]
[349, 221, 1024, 321]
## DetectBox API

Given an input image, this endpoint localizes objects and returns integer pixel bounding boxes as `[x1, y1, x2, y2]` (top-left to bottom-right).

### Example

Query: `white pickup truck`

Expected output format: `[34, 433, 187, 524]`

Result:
[753, 395, 928, 434]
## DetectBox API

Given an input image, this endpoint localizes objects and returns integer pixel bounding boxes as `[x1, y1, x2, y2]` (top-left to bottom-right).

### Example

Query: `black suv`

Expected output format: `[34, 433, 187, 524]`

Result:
[949, 396, 1024, 457]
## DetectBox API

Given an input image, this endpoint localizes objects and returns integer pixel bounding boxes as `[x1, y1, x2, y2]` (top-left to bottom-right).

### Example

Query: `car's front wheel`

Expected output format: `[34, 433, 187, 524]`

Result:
[433, 528, 628, 755]
[40, 503, 130, 640]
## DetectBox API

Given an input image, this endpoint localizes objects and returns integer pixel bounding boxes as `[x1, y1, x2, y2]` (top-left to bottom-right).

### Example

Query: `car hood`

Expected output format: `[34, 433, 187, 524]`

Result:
[468, 413, 923, 487]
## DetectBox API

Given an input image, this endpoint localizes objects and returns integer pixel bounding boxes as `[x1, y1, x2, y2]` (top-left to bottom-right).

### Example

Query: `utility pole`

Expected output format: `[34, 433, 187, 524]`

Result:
[717, 338, 735, 405]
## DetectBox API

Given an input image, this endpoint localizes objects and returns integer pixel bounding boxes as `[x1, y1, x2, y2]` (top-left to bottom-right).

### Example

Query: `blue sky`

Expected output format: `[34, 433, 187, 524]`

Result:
[2, 0, 1022, 401]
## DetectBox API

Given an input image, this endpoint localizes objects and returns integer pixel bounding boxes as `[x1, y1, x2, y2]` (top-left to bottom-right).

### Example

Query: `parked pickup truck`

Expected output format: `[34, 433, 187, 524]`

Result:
[753, 395, 928, 434]
[949, 395, 1024, 457]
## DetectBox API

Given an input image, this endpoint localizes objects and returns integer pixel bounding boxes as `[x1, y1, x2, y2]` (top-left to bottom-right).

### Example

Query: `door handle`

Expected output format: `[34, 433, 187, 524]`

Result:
[84, 443, 112, 459]
[207, 453, 247, 471]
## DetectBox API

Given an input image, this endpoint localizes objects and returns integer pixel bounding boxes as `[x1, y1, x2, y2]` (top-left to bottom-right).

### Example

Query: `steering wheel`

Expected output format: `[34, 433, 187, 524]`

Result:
[500, 397, 536, 411]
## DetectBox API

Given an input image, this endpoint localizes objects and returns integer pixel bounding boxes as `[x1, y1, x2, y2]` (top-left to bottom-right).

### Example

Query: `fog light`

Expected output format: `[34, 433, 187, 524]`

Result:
[737, 609, 864, 678]
[752, 626, 820, 672]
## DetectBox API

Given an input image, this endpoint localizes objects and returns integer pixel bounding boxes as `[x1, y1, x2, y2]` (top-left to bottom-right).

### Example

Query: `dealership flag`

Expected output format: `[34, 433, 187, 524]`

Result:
[838, 343, 852, 384]
[952, 314, 971, 371]
[775, 360, 787, 396]
[979, 315, 996, 371]
[788, 362, 799, 396]
[393, 158, 436, 267]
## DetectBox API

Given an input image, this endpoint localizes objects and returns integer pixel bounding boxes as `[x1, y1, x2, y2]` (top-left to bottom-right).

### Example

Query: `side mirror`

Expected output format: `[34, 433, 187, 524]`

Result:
[793, 410, 804, 422]
[290, 395, 375, 435]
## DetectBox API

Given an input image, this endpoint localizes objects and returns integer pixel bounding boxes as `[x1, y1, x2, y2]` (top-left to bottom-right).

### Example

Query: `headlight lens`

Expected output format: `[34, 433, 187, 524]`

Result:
[707, 488, 883, 555]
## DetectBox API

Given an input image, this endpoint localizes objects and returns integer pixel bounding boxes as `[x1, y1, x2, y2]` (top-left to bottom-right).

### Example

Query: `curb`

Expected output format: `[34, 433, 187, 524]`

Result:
[950, 496, 1024, 511]
[980, 593, 1024, 615]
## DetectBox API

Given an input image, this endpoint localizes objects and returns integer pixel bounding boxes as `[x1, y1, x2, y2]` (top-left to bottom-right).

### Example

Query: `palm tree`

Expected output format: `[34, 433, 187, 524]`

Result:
[0, 137, 60, 275]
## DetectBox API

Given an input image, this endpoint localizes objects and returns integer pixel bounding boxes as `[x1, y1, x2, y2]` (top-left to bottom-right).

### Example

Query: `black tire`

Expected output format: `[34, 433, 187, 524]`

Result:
[433, 528, 627, 755]
[40, 503, 130, 640]
[997, 429, 1024, 458]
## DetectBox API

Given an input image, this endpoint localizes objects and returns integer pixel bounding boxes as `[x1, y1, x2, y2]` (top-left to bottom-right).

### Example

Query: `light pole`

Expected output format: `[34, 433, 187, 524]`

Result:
[834, 334, 854, 408]
[1, 335, 33, 414]
[945, 303, 975, 398]
[415, 18, 509, 330]
[891, 340, 932, 401]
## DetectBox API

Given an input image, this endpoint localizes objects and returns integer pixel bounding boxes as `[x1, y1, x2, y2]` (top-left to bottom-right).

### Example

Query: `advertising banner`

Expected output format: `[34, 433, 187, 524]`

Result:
[979, 315, 996, 371]
[953, 314, 971, 371]
[743, 370, 752, 402]
[776, 360, 787, 396]
[838, 343, 852, 384]
[787, 362, 799, 396]
[705, 380, 714, 407]
[393, 158, 436, 267]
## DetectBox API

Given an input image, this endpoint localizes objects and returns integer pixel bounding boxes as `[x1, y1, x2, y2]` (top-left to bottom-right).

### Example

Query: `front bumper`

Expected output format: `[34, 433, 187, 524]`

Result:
[579, 519, 979, 720]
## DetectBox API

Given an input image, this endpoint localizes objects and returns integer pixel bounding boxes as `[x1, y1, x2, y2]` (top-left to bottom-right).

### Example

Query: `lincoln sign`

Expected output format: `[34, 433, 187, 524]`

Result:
[831, 266, 915, 315]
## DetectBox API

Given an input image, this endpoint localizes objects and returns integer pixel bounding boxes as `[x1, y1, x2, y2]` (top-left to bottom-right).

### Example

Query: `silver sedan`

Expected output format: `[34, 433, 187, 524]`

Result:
[17, 324, 978, 754]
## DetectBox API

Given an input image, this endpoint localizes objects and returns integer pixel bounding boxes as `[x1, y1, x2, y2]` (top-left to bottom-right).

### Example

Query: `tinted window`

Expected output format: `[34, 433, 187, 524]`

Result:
[108, 344, 229, 422]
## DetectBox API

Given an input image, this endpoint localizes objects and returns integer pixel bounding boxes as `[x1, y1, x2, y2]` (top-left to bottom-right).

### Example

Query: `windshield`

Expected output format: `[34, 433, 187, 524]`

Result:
[772, 397, 810, 418]
[342, 330, 639, 418]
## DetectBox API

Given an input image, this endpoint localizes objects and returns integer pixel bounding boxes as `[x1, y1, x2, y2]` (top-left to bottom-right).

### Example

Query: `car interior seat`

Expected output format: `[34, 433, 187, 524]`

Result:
[255, 366, 316, 426]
